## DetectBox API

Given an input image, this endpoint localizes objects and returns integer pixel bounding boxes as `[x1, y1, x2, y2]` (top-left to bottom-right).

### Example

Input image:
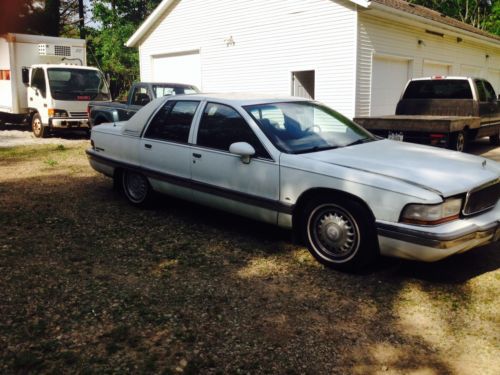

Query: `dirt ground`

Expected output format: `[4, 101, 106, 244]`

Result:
[0, 129, 499, 374]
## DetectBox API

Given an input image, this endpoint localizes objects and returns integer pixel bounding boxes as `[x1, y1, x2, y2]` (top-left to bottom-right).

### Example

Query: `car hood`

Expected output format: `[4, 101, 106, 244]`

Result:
[299, 140, 500, 197]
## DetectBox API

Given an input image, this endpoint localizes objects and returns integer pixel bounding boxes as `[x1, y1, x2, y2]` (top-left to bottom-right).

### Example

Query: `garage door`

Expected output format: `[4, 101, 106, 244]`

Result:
[460, 65, 482, 78]
[152, 51, 202, 89]
[422, 61, 450, 77]
[371, 56, 410, 116]
[487, 69, 500, 96]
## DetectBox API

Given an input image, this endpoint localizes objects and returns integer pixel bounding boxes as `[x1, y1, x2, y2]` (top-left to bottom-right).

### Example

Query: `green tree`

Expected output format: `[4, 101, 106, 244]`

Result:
[409, 0, 500, 35]
[88, 0, 162, 98]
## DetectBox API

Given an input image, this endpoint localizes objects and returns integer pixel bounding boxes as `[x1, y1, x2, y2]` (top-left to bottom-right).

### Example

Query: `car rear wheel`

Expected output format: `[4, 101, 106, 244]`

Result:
[449, 131, 467, 152]
[302, 198, 378, 272]
[490, 131, 500, 146]
[122, 170, 153, 207]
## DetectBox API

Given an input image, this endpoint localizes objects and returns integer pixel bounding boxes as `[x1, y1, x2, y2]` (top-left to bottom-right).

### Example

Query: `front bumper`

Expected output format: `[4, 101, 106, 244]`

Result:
[377, 204, 499, 262]
[50, 117, 89, 129]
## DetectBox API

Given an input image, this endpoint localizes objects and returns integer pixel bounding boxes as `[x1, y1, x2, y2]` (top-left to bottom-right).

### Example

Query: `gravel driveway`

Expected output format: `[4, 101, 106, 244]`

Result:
[0, 125, 89, 148]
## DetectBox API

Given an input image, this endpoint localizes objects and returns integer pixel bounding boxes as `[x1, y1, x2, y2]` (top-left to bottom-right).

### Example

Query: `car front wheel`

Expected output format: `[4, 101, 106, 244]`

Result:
[302, 198, 378, 272]
[122, 170, 153, 207]
[32, 113, 47, 138]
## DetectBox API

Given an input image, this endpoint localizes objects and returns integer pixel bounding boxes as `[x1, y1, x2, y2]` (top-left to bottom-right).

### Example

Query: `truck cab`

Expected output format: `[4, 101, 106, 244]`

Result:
[24, 64, 111, 137]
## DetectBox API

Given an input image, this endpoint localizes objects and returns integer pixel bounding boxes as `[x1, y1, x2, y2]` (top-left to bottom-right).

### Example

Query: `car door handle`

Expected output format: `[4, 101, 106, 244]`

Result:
[192, 153, 202, 158]
[144, 144, 152, 149]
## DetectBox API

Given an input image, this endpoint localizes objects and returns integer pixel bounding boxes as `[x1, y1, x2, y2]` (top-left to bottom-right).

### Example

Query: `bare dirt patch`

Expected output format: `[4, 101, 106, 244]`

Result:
[0, 142, 499, 374]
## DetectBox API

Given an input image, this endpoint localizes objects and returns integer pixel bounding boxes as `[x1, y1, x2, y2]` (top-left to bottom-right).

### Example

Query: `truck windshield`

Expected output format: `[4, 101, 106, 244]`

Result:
[403, 80, 473, 99]
[47, 68, 111, 101]
[152, 84, 199, 98]
[245, 102, 376, 154]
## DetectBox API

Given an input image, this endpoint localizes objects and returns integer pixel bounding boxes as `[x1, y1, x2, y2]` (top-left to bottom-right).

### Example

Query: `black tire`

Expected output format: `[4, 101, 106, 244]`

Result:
[448, 131, 467, 152]
[301, 197, 378, 272]
[489, 131, 500, 146]
[122, 170, 154, 207]
[31, 113, 47, 138]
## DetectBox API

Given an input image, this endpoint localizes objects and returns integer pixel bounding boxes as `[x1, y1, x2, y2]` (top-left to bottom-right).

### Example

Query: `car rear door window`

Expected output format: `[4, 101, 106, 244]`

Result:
[144, 100, 200, 143]
[197, 102, 271, 159]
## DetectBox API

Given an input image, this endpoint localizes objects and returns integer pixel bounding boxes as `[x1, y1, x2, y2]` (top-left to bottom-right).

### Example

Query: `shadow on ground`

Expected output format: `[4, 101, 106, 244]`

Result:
[1, 164, 498, 374]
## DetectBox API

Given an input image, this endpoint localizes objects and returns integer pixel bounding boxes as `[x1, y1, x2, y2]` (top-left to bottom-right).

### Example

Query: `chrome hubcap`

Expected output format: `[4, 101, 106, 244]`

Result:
[457, 134, 464, 151]
[33, 118, 41, 133]
[308, 204, 360, 261]
[125, 172, 148, 202]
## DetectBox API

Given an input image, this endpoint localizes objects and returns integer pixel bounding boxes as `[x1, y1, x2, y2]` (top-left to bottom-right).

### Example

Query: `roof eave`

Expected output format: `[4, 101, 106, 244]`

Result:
[368, 1, 500, 47]
[126, 0, 176, 48]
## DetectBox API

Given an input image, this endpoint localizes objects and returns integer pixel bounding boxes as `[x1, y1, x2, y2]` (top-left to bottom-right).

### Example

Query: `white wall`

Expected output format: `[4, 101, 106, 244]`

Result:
[138, 0, 358, 117]
[356, 12, 500, 116]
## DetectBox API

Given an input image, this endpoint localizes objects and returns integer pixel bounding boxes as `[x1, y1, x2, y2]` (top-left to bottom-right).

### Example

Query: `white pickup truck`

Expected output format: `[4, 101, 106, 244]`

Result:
[87, 94, 500, 271]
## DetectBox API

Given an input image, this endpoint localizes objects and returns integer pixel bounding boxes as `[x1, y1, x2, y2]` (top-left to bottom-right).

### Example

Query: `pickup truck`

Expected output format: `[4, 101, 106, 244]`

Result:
[88, 82, 199, 127]
[354, 77, 500, 152]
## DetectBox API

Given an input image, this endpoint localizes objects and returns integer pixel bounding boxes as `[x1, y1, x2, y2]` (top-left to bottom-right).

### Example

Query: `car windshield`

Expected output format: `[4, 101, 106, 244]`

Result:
[47, 68, 111, 101]
[152, 85, 199, 98]
[244, 101, 376, 154]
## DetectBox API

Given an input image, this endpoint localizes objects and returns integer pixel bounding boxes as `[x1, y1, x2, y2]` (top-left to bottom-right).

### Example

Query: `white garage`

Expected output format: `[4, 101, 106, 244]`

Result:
[151, 50, 201, 88]
[127, 0, 500, 118]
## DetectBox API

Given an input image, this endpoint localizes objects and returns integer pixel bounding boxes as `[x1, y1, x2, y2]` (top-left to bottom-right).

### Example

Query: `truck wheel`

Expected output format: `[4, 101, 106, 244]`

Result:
[449, 131, 467, 152]
[301, 197, 378, 272]
[31, 113, 47, 138]
[490, 132, 500, 146]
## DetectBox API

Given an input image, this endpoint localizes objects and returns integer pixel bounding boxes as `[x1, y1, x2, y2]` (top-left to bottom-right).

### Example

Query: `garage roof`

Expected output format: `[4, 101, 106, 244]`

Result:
[126, 0, 500, 47]
[372, 0, 500, 42]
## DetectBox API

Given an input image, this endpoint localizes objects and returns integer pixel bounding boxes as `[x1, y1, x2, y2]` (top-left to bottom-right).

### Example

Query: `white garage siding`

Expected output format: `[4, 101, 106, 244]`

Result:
[487, 69, 500, 96]
[356, 12, 500, 117]
[138, 0, 358, 118]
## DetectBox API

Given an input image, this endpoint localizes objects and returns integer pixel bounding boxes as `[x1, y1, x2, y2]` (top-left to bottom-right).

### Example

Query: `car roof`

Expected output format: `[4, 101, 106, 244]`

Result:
[121, 93, 312, 135]
[169, 92, 310, 106]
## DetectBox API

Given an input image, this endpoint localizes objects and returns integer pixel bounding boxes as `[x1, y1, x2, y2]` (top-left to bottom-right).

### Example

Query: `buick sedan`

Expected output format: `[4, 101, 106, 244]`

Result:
[87, 94, 500, 271]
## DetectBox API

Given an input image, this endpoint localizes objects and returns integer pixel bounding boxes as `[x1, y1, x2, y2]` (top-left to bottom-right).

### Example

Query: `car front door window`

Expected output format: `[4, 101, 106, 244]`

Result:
[197, 102, 271, 159]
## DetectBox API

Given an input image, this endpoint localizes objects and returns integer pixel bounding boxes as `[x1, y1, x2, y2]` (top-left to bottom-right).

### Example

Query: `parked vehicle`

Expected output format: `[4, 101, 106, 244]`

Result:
[354, 77, 500, 151]
[87, 94, 500, 271]
[0, 33, 110, 137]
[88, 82, 199, 127]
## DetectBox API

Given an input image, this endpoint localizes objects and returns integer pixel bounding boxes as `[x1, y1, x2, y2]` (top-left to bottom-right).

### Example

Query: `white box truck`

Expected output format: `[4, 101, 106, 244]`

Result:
[0, 33, 111, 137]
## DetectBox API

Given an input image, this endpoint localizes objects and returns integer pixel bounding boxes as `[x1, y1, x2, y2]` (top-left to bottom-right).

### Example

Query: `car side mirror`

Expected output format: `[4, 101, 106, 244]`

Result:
[21, 67, 29, 85]
[229, 142, 255, 164]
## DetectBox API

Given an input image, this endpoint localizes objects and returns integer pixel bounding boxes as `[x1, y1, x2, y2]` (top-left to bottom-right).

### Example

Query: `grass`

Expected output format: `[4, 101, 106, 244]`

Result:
[0, 142, 499, 374]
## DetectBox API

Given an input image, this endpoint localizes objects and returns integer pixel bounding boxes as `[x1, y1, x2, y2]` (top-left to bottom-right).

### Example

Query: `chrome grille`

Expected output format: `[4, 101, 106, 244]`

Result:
[463, 180, 500, 216]
[69, 112, 88, 118]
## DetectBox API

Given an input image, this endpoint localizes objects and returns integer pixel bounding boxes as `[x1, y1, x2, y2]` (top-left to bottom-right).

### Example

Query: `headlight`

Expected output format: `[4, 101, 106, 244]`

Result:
[400, 197, 463, 225]
[48, 109, 68, 118]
